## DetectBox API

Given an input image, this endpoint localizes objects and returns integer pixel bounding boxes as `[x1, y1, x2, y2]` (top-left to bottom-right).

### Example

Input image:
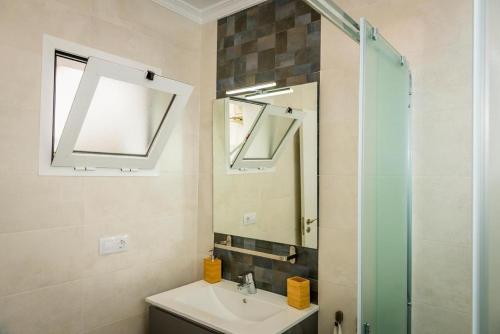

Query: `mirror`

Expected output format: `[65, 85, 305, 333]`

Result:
[213, 82, 318, 248]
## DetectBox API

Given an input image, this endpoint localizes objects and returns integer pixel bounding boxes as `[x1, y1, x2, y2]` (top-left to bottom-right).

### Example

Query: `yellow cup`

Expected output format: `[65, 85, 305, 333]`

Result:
[287, 276, 310, 309]
[203, 257, 221, 284]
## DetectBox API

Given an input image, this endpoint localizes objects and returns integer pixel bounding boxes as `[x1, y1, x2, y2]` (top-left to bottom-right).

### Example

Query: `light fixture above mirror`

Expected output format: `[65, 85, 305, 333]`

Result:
[225, 82, 294, 101]
[226, 82, 277, 95]
[245, 87, 294, 100]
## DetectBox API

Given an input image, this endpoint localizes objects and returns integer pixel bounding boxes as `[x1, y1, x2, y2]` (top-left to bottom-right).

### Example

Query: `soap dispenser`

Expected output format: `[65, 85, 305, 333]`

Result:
[203, 249, 221, 284]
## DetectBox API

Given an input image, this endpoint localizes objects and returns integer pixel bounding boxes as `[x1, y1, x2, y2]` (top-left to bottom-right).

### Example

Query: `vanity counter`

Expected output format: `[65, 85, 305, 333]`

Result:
[146, 280, 319, 334]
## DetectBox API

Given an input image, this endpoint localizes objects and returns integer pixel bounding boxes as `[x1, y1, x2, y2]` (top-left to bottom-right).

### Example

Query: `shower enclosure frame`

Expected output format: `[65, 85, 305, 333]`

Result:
[304, 1, 413, 333]
[472, 0, 499, 332]
[472, 0, 484, 332]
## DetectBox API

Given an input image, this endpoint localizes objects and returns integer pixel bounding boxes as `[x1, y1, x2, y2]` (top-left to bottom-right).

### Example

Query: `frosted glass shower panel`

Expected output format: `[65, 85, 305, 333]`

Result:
[358, 19, 412, 334]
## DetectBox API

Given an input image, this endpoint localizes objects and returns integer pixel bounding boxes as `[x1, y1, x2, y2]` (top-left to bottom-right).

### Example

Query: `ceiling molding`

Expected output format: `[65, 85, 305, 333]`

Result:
[152, 0, 203, 24]
[201, 0, 265, 23]
[153, 0, 266, 24]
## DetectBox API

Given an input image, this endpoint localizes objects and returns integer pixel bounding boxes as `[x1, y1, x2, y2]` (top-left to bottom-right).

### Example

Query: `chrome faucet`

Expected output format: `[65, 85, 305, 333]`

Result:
[237, 272, 256, 295]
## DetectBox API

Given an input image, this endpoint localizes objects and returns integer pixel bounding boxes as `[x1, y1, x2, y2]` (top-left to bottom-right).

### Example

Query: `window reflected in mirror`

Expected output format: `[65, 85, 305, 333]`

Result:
[213, 82, 318, 248]
[226, 98, 305, 170]
[227, 99, 262, 164]
[243, 112, 294, 160]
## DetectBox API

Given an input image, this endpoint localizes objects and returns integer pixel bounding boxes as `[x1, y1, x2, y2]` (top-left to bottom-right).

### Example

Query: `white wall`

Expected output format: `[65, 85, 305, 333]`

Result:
[319, 0, 473, 333]
[0, 1, 203, 333]
[318, 16, 360, 334]
[197, 21, 218, 277]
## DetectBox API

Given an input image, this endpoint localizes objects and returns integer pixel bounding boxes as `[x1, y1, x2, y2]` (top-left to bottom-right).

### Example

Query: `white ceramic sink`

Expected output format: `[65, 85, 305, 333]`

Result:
[146, 280, 319, 334]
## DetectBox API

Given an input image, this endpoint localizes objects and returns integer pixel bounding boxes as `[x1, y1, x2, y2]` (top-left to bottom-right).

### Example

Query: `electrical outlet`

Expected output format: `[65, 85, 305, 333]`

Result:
[99, 235, 128, 255]
[243, 212, 257, 225]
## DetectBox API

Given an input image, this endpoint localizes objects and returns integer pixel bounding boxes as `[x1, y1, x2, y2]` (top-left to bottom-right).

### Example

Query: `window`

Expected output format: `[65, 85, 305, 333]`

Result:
[39, 35, 193, 176]
[225, 97, 305, 171]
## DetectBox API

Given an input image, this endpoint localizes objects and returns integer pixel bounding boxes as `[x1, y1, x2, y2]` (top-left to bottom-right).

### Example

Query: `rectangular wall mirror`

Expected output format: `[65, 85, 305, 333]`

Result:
[213, 82, 318, 249]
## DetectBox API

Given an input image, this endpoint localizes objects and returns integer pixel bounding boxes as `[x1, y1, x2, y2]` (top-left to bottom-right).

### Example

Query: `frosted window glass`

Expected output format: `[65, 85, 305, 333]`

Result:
[243, 113, 294, 160]
[53, 56, 85, 153]
[359, 20, 411, 334]
[74, 76, 174, 156]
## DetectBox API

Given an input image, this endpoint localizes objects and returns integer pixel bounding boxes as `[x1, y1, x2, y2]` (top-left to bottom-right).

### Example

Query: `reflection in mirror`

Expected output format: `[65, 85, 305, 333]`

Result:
[227, 98, 305, 170]
[243, 112, 294, 160]
[213, 82, 318, 248]
[244, 114, 293, 159]
[227, 99, 262, 164]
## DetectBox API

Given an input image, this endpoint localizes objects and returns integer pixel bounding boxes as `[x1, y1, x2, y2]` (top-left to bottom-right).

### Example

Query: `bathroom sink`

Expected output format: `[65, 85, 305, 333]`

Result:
[174, 280, 284, 322]
[146, 280, 319, 334]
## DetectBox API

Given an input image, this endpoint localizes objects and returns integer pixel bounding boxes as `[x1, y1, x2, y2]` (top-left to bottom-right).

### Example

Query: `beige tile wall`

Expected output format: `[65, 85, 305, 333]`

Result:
[197, 21, 218, 277]
[319, 17, 360, 334]
[319, 0, 473, 333]
[0, 1, 203, 333]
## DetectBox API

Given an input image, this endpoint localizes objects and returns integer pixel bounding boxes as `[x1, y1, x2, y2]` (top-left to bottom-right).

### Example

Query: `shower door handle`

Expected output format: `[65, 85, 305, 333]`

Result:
[363, 323, 371, 334]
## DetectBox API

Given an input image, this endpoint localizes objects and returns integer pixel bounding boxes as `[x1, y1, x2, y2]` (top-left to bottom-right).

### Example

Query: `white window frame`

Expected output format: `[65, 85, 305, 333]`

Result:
[224, 98, 272, 174]
[226, 97, 305, 171]
[39, 35, 193, 176]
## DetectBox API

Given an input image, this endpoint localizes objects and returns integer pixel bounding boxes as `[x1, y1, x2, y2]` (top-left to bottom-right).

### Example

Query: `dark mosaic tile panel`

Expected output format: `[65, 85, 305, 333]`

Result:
[241, 40, 257, 54]
[287, 26, 307, 52]
[295, 12, 312, 26]
[234, 57, 247, 77]
[276, 31, 287, 53]
[258, 2, 276, 25]
[234, 73, 256, 88]
[256, 23, 276, 38]
[216, 0, 321, 98]
[256, 70, 276, 83]
[258, 48, 276, 71]
[307, 30, 321, 48]
[276, 16, 295, 33]
[245, 53, 258, 72]
[214, 233, 319, 304]
[257, 34, 276, 51]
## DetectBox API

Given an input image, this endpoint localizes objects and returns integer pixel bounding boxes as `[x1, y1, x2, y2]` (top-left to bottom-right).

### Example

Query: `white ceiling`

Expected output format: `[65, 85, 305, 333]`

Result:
[152, 0, 266, 24]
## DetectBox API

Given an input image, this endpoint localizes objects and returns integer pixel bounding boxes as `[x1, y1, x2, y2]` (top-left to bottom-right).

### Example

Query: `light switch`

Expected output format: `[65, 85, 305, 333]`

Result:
[99, 235, 128, 255]
[243, 212, 257, 225]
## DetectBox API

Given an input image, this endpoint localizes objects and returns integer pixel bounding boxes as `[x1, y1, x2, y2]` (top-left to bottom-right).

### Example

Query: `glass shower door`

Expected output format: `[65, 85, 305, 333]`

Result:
[358, 19, 412, 334]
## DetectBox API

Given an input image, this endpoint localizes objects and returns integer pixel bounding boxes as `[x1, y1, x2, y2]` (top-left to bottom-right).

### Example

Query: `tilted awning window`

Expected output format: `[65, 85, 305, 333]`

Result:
[51, 52, 193, 170]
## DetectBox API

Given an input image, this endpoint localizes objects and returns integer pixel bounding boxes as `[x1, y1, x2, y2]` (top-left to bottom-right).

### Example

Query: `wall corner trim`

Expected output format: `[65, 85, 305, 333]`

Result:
[152, 0, 266, 24]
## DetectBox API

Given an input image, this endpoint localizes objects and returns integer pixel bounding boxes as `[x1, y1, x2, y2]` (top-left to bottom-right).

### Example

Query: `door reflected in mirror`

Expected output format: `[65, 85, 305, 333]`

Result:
[213, 82, 318, 248]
